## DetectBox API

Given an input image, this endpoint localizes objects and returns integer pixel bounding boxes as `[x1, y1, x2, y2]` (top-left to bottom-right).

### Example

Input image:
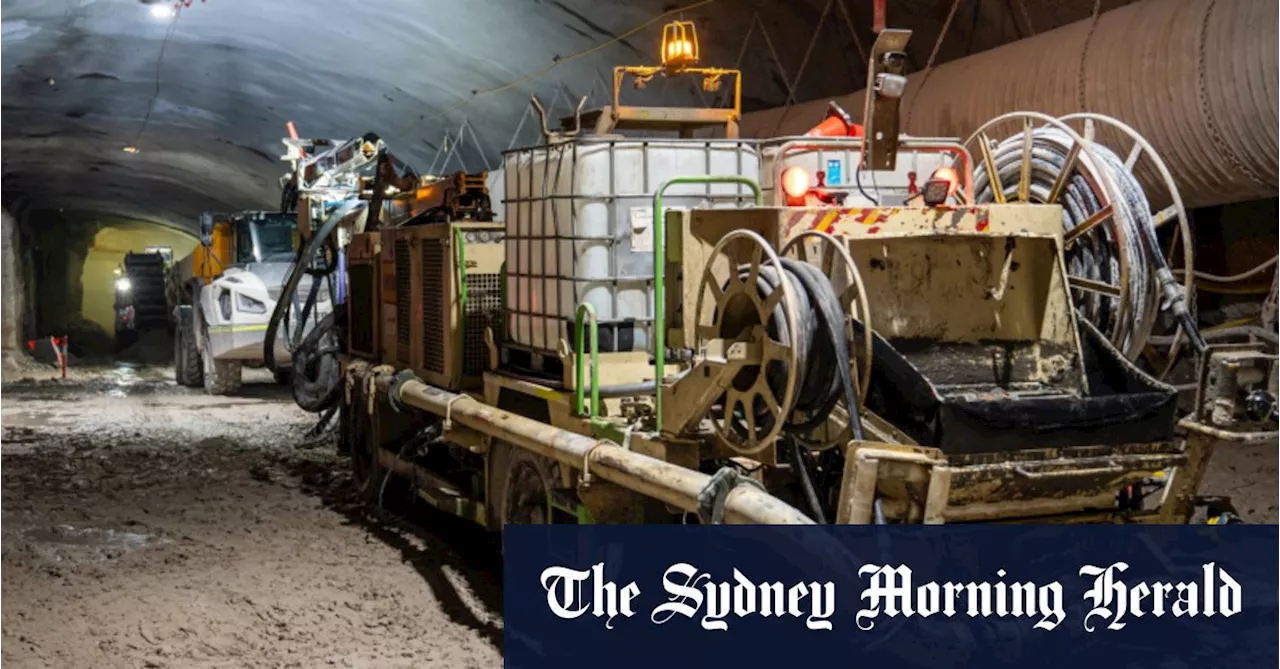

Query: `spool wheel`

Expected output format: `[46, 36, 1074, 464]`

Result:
[1058, 113, 1195, 378]
[694, 230, 801, 455]
[781, 230, 872, 405]
[966, 113, 1138, 357]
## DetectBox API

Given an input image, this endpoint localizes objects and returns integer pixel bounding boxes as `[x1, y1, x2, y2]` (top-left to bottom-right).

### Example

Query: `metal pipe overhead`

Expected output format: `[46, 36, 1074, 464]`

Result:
[741, 0, 1278, 209]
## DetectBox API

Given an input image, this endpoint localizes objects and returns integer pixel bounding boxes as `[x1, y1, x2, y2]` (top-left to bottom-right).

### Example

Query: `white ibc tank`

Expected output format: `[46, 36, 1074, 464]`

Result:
[504, 138, 761, 356]
[485, 169, 504, 216]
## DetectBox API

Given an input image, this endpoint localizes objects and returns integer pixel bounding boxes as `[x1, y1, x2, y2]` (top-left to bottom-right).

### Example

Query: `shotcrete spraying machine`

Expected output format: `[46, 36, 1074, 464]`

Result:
[278, 26, 1274, 527]
[265, 129, 496, 415]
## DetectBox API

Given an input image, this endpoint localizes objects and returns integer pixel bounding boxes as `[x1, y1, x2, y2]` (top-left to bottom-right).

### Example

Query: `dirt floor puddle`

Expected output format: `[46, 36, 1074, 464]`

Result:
[22, 524, 167, 563]
[10, 411, 54, 427]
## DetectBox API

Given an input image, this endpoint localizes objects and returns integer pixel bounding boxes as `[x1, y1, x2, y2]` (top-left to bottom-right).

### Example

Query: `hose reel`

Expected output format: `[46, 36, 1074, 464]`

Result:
[781, 230, 873, 406]
[693, 229, 868, 456]
[695, 230, 801, 455]
[965, 112, 1199, 368]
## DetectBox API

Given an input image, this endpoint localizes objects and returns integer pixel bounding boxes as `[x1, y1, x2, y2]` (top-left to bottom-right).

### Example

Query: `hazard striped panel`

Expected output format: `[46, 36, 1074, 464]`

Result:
[782, 206, 995, 238]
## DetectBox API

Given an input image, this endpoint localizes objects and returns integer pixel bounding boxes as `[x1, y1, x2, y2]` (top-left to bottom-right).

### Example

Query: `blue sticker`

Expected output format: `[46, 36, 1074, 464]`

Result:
[826, 158, 843, 185]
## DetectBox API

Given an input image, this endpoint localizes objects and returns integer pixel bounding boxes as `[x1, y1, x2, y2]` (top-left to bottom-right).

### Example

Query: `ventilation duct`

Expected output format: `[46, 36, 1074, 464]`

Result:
[741, 0, 1278, 209]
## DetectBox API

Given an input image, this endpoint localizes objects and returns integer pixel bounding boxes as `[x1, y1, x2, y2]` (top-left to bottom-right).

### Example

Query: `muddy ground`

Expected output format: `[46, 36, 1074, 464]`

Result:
[1, 362, 1276, 668]
[1, 364, 502, 668]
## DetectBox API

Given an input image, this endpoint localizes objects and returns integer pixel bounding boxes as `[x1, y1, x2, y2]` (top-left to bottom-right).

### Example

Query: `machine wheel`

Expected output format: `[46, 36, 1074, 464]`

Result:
[347, 384, 408, 506]
[290, 311, 342, 413]
[350, 407, 385, 503]
[500, 447, 559, 526]
[174, 319, 204, 387]
[200, 324, 242, 395]
[115, 328, 138, 352]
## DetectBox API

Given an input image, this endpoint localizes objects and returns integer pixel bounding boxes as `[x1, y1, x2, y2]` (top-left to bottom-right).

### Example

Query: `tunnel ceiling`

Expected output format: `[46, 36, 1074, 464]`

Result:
[2, 0, 1136, 230]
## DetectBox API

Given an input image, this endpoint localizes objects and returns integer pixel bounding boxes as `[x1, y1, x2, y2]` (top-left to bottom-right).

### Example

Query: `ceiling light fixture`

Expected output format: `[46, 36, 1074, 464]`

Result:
[122, 145, 140, 154]
[149, 4, 176, 19]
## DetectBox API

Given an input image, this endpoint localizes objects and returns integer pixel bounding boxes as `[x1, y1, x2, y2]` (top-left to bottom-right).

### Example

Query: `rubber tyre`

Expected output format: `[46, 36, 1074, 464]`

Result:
[291, 311, 342, 413]
[349, 405, 385, 503]
[347, 387, 406, 506]
[115, 328, 138, 352]
[175, 320, 204, 387]
[500, 447, 560, 527]
[273, 368, 291, 386]
[200, 324, 242, 395]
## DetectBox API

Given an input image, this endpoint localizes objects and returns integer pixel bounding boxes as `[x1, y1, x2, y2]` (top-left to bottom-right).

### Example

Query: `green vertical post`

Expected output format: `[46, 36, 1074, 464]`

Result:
[574, 302, 600, 420]
[651, 176, 763, 432]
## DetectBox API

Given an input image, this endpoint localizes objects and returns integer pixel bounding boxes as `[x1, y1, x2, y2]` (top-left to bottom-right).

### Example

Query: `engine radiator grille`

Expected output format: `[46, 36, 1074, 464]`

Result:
[348, 263, 375, 356]
[421, 241, 445, 375]
[464, 273, 503, 376]
[394, 238, 411, 363]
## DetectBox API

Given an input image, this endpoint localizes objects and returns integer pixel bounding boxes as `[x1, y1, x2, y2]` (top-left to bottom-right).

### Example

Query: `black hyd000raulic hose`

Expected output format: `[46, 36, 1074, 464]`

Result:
[264, 198, 366, 376]
[727, 257, 866, 522]
[291, 310, 342, 413]
[737, 258, 865, 441]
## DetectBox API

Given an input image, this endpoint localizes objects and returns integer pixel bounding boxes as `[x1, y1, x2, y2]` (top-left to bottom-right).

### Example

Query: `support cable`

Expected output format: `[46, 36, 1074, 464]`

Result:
[904, 0, 963, 132]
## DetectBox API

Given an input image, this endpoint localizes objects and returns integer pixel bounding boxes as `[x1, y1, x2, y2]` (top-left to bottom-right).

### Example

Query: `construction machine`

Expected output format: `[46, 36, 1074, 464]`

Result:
[265, 129, 495, 415]
[167, 210, 330, 395]
[310, 25, 1270, 528]
[113, 251, 170, 350]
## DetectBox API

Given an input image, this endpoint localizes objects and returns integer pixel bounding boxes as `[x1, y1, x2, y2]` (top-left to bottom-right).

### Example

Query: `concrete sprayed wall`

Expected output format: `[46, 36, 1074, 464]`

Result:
[2, 208, 25, 353]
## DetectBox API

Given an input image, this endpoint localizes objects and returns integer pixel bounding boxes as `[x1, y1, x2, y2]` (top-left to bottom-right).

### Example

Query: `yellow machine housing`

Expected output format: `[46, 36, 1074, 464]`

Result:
[348, 222, 504, 391]
[345, 232, 381, 360]
[658, 204, 1187, 523]
[169, 215, 235, 290]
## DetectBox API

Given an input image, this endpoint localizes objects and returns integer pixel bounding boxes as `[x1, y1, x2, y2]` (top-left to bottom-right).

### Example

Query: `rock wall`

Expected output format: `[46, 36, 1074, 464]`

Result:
[2, 208, 25, 354]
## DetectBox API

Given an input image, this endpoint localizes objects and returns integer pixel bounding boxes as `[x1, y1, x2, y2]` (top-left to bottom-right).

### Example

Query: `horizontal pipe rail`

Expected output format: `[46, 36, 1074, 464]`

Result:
[356, 363, 814, 525]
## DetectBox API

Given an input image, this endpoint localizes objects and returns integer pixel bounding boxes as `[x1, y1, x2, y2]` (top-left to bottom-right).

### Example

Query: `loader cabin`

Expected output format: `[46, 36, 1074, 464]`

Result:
[180, 212, 301, 285]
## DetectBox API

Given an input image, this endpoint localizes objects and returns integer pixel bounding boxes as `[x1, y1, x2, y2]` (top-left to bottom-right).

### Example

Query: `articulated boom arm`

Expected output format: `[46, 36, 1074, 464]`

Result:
[280, 134, 388, 198]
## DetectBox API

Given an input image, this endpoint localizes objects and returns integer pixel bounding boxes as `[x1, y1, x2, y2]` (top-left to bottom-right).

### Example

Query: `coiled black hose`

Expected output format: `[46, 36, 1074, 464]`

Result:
[973, 127, 1206, 358]
[737, 258, 865, 442]
[291, 310, 342, 413]
[724, 257, 866, 522]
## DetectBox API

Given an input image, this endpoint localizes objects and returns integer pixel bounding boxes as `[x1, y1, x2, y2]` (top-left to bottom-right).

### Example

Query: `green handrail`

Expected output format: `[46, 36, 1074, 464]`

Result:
[574, 302, 600, 421]
[652, 176, 763, 432]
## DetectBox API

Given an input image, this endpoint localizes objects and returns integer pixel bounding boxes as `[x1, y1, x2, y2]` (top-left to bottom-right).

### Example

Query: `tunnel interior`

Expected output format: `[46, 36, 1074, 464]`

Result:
[0, 203, 195, 360]
[3, 0, 1272, 369]
[0, 2, 1276, 666]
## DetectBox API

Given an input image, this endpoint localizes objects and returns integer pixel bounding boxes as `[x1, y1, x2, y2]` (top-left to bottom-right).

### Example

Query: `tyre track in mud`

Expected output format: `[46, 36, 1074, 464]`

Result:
[1, 368, 503, 669]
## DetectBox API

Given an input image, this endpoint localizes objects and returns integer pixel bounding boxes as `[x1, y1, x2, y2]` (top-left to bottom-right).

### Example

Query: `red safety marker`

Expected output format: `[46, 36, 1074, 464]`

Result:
[52, 336, 68, 379]
[286, 121, 307, 158]
[873, 0, 886, 34]
[29, 336, 69, 377]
